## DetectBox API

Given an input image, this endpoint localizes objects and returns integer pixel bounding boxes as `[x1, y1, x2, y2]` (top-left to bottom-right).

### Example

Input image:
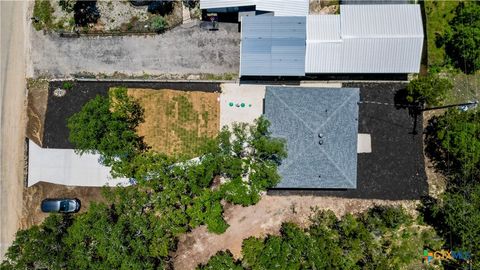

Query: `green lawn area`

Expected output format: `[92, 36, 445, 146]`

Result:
[424, 0, 479, 104]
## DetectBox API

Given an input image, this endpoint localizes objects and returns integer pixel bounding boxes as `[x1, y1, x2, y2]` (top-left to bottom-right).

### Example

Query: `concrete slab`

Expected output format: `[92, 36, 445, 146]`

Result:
[220, 83, 266, 128]
[219, 82, 342, 128]
[357, 133, 372, 153]
[27, 140, 129, 187]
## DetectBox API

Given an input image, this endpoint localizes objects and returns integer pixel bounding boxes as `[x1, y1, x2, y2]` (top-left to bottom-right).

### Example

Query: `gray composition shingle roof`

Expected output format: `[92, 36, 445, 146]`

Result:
[240, 16, 306, 76]
[264, 87, 359, 189]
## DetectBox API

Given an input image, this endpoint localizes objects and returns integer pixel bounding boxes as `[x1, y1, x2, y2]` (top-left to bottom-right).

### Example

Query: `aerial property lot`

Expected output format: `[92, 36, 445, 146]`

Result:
[269, 82, 428, 200]
[42, 81, 220, 151]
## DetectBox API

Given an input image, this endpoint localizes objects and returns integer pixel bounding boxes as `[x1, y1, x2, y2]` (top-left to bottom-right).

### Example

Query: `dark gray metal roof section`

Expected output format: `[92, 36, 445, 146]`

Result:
[264, 87, 359, 189]
[240, 16, 306, 76]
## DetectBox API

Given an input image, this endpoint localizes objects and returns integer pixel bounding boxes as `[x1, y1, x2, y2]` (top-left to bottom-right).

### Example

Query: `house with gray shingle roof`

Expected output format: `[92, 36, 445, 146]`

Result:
[264, 87, 359, 189]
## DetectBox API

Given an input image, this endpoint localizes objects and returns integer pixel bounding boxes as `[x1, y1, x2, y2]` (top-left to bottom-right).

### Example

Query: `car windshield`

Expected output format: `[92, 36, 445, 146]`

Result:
[59, 201, 69, 212]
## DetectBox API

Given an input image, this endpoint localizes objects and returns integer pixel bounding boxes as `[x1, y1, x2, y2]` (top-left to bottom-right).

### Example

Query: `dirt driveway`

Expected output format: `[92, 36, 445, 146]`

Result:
[30, 22, 240, 77]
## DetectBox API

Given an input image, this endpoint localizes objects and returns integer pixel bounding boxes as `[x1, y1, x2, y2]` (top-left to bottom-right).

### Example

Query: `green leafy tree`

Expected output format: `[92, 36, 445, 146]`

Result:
[67, 87, 147, 166]
[406, 75, 453, 106]
[432, 109, 480, 178]
[197, 251, 243, 270]
[0, 215, 73, 270]
[445, 2, 480, 74]
[2, 117, 287, 268]
[421, 184, 480, 269]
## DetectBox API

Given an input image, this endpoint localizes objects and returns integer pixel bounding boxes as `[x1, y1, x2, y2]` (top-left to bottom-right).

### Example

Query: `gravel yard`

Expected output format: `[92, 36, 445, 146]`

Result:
[30, 22, 240, 77]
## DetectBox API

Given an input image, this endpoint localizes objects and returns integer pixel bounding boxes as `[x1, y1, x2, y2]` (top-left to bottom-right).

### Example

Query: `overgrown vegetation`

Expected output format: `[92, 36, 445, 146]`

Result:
[199, 206, 442, 269]
[32, 0, 54, 31]
[1, 88, 287, 268]
[421, 108, 480, 268]
[406, 74, 453, 107]
[424, 1, 479, 106]
[150, 15, 167, 33]
[444, 2, 480, 74]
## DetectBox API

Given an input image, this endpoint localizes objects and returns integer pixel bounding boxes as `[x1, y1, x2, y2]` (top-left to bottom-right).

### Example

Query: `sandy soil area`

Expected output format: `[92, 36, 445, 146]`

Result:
[20, 182, 106, 230]
[174, 195, 418, 269]
[26, 79, 49, 146]
[0, 1, 28, 260]
[128, 88, 220, 157]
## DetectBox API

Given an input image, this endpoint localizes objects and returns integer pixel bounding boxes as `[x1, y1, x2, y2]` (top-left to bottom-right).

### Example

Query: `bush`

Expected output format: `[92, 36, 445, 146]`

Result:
[151, 15, 167, 33]
[406, 74, 452, 106]
[433, 109, 480, 178]
[62, 81, 73, 90]
[32, 0, 54, 31]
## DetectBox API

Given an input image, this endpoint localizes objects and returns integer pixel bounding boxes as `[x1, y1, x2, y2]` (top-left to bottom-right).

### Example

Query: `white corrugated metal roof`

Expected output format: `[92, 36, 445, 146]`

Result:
[307, 15, 341, 41]
[305, 4, 424, 73]
[256, 0, 309, 16]
[240, 16, 306, 76]
[201, 0, 309, 16]
[340, 4, 424, 38]
[201, 0, 255, 9]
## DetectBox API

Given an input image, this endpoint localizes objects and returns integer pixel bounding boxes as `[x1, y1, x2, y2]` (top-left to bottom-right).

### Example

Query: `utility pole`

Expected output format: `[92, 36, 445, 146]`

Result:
[410, 100, 478, 135]
[420, 100, 478, 112]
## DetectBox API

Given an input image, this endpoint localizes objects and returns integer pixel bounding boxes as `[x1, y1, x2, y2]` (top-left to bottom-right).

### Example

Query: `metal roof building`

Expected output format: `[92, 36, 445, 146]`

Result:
[264, 87, 359, 189]
[200, 0, 309, 16]
[305, 5, 424, 73]
[240, 16, 306, 76]
[238, 5, 424, 76]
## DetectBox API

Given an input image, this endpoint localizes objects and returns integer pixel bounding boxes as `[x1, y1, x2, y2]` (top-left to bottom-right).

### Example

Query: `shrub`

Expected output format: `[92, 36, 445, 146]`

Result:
[151, 15, 167, 33]
[406, 74, 452, 106]
[62, 81, 73, 90]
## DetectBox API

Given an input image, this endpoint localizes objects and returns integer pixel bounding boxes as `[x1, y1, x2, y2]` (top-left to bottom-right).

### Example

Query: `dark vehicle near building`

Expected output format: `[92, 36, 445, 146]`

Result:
[41, 198, 81, 213]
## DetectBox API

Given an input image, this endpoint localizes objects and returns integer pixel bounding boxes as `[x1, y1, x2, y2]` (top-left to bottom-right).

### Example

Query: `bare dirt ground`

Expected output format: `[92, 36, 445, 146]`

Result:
[20, 182, 106, 230]
[174, 195, 418, 269]
[26, 79, 49, 146]
[0, 0, 27, 260]
[128, 88, 220, 157]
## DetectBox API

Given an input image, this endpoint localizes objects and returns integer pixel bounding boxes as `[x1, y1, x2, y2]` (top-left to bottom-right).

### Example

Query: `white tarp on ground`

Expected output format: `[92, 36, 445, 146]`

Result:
[27, 140, 129, 187]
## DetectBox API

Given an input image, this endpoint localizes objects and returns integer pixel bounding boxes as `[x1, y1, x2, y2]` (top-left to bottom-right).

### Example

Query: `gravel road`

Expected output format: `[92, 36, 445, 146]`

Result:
[0, 0, 28, 261]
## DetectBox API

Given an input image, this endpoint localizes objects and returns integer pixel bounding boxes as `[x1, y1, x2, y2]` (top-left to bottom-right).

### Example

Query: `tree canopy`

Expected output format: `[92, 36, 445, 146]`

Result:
[406, 74, 452, 106]
[445, 2, 480, 74]
[2, 116, 287, 269]
[428, 109, 480, 178]
[67, 87, 147, 166]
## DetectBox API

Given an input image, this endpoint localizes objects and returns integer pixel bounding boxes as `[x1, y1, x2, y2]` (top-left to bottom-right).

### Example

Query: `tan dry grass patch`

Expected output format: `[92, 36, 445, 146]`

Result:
[127, 88, 220, 157]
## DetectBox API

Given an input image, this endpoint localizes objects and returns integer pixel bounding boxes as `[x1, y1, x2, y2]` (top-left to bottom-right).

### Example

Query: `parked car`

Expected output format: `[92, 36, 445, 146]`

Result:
[41, 198, 81, 213]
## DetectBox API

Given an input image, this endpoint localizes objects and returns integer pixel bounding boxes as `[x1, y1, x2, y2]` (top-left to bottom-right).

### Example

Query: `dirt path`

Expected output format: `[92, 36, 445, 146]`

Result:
[174, 195, 417, 269]
[0, 0, 28, 260]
